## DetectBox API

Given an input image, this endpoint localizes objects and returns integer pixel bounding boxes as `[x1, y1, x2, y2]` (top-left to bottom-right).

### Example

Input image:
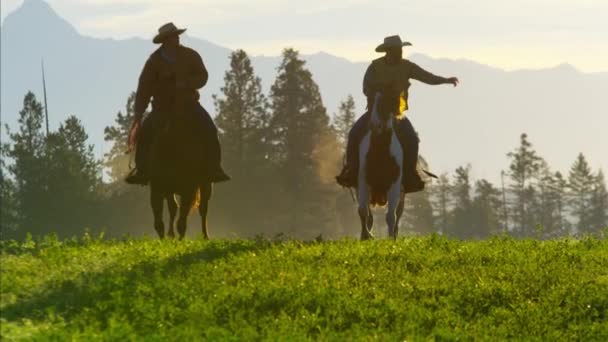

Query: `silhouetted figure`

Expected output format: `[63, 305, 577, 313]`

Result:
[336, 35, 459, 193]
[126, 22, 230, 185]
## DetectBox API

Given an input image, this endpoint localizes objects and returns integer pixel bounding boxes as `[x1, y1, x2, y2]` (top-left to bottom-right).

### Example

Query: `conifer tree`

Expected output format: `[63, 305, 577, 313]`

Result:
[212, 49, 273, 233]
[333, 94, 356, 146]
[447, 165, 473, 238]
[430, 173, 452, 234]
[589, 170, 608, 233]
[214, 49, 270, 180]
[0, 142, 18, 238]
[568, 153, 594, 233]
[43, 116, 101, 234]
[268, 48, 337, 235]
[471, 179, 502, 238]
[6, 92, 47, 235]
[402, 190, 435, 235]
[507, 133, 543, 236]
[103, 93, 137, 182]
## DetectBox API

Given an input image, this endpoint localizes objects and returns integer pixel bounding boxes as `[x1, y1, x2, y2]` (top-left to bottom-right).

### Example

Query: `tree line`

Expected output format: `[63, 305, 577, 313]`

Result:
[1, 49, 606, 240]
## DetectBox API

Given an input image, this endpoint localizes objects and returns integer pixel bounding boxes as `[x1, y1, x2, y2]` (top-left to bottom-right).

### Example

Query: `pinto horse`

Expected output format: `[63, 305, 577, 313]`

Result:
[357, 89, 405, 240]
[148, 109, 213, 240]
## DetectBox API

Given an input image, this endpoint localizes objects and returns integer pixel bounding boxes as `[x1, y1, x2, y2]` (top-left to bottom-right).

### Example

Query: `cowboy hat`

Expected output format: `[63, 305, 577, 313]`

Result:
[153, 22, 186, 44]
[375, 35, 412, 52]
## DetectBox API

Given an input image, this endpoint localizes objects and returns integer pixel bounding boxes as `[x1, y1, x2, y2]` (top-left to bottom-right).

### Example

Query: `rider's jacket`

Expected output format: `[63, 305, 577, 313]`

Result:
[363, 57, 448, 113]
[134, 45, 208, 116]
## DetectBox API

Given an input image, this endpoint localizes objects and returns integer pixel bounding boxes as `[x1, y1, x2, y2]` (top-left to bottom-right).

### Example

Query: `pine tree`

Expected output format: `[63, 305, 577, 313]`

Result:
[43, 116, 101, 235]
[327, 96, 358, 238]
[402, 190, 435, 235]
[54, 116, 100, 193]
[531, 164, 572, 238]
[104, 93, 137, 182]
[0, 141, 18, 238]
[447, 165, 473, 238]
[568, 153, 594, 234]
[531, 162, 561, 238]
[471, 179, 502, 238]
[212, 49, 273, 233]
[6, 92, 47, 235]
[549, 171, 570, 235]
[430, 173, 452, 234]
[268, 48, 338, 236]
[507, 133, 543, 236]
[214, 49, 270, 181]
[333, 94, 356, 146]
[589, 170, 608, 233]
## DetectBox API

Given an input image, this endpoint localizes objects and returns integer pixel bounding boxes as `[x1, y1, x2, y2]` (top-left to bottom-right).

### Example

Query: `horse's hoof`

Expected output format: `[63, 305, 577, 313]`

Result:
[360, 230, 374, 241]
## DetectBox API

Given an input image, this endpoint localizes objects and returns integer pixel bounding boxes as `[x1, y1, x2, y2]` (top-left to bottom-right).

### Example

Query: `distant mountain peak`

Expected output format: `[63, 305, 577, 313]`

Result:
[2, 0, 78, 37]
[552, 63, 578, 73]
[22, 0, 53, 9]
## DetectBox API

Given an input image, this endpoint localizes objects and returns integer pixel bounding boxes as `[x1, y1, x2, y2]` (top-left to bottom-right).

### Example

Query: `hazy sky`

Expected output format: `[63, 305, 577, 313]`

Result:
[2, 0, 608, 72]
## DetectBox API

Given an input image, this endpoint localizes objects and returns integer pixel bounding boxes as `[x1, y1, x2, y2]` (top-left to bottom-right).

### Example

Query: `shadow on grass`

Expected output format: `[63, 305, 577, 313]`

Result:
[1, 240, 272, 325]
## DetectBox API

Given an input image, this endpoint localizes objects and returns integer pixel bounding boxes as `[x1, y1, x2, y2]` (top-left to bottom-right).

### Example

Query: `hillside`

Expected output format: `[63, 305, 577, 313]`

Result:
[1, 236, 607, 339]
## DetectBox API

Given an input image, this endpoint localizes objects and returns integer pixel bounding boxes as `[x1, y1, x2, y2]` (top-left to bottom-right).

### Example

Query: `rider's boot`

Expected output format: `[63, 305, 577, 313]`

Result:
[209, 165, 231, 183]
[206, 131, 231, 183]
[336, 164, 357, 188]
[336, 130, 360, 188]
[125, 168, 149, 185]
[402, 144, 425, 193]
[336, 112, 372, 188]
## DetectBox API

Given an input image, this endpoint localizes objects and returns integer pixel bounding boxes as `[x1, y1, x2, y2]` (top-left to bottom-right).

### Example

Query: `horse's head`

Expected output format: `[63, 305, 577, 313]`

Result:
[369, 86, 401, 134]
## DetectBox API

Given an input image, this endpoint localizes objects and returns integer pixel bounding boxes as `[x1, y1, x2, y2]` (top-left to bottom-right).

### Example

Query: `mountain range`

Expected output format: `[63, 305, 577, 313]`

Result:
[2, 0, 606, 181]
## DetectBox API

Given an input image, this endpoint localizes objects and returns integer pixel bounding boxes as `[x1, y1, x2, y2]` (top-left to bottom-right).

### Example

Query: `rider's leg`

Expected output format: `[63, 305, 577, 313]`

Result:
[126, 112, 158, 185]
[336, 112, 370, 187]
[196, 104, 230, 183]
[396, 117, 424, 193]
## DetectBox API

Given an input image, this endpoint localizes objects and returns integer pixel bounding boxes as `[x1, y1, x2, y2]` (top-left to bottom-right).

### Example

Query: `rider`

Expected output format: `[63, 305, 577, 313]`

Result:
[336, 35, 459, 192]
[126, 22, 230, 185]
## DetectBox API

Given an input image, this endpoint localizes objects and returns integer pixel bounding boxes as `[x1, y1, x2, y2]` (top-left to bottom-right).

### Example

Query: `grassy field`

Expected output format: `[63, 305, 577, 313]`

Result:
[1, 234, 607, 341]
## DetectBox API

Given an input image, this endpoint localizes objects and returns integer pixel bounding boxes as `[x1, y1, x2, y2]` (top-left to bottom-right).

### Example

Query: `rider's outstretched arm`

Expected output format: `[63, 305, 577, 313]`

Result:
[409, 62, 451, 85]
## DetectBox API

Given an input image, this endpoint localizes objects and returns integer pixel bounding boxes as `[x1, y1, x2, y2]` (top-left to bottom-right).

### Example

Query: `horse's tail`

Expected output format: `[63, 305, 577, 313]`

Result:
[191, 188, 201, 213]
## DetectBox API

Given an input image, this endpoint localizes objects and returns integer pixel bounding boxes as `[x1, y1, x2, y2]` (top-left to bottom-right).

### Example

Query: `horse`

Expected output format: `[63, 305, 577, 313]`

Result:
[357, 89, 405, 240]
[147, 108, 213, 240]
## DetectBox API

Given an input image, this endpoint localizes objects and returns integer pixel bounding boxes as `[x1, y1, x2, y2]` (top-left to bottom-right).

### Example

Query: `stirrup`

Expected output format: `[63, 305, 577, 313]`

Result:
[403, 173, 425, 193]
[209, 168, 231, 183]
[336, 167, 357, 188]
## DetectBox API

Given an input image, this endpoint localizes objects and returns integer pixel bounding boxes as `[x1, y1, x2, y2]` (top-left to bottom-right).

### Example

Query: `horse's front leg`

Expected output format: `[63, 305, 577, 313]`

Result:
[395, 192, 405, 238]
[150, 186, 165, 239]
[386, 182, 401, 239]
[358, 183, 373, 240]
[198, 182, 212, 240]
[177, 188, 197, 240]
[166, 194, 178, 239]
[358, 135, 373, 240]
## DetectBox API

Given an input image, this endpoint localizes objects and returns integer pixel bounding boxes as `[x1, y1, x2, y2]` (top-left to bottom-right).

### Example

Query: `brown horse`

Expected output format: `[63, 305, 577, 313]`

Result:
[148, 112, 212, 240]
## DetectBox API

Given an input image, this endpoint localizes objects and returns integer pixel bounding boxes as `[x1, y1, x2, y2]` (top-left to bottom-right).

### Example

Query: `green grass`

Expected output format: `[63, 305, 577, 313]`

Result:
[1, 234, 607, 341]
